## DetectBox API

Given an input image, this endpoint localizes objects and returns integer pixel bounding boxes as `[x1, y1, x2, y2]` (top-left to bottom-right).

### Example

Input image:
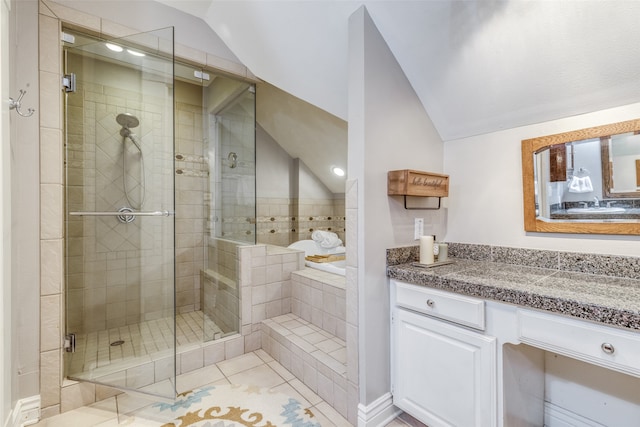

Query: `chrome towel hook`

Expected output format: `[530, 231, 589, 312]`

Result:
[8, 89, 35, 117]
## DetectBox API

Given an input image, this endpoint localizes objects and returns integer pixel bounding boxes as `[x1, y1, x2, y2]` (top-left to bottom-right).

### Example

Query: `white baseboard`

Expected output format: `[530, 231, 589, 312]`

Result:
[357, 392, 401, 427]
[6, 396, 40, 427]
[544, 402, 605, 427]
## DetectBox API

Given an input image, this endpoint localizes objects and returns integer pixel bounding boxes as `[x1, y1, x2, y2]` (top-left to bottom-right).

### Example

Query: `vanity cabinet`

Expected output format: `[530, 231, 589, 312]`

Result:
[391, 281, 497, 427]
[390, 277, 640, 427]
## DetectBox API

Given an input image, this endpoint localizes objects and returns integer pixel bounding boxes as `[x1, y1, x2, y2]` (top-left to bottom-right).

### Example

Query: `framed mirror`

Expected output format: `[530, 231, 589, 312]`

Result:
[522, 118, 640, 235]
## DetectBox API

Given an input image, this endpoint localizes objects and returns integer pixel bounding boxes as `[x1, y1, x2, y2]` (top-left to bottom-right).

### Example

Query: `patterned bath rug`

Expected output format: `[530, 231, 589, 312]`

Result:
[123, 384, 322, 427]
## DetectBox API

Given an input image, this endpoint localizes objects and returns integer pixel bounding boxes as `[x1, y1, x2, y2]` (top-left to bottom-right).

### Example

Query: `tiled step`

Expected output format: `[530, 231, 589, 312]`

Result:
[261, 313, 349, 418]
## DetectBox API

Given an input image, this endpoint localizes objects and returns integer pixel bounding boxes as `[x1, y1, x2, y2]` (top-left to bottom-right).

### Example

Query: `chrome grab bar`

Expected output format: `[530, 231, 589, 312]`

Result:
[69, 210, 174, 217]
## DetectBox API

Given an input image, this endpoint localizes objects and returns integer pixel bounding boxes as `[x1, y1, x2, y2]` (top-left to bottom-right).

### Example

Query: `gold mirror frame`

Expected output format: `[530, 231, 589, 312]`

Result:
[522, 118, 640, 235]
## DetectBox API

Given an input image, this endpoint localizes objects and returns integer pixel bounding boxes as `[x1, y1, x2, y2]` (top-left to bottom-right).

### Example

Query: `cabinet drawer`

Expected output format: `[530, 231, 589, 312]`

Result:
[394, 281, 485, 330]
[518, 309, 640, 377]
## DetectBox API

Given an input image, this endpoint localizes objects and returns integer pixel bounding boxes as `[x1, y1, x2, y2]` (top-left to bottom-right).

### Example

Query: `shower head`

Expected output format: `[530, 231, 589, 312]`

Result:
[116, 113, 139, 129]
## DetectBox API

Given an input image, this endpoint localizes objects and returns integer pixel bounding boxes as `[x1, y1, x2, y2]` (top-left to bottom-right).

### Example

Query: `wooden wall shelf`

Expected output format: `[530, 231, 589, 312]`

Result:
[388, 170, 449, 209]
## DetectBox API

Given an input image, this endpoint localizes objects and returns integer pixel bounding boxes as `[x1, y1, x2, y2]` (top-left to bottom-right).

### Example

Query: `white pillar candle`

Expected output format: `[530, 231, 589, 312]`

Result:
[419, 235, 435, 265]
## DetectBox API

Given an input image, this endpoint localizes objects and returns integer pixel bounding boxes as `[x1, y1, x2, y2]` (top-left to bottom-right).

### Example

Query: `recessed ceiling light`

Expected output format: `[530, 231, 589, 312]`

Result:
[332, 166, 345, 177]
[127, 49, 145, 57]
[105, 43, 123, 52]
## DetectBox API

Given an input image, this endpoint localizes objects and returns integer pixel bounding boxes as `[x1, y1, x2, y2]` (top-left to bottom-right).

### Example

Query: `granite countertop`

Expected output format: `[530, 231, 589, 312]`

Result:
[550, 208, 640, 220]
[387, 258, 640, 331]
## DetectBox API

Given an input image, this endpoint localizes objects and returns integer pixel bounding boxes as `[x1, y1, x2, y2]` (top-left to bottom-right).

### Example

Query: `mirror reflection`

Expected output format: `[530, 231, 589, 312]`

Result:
[535, 133, 640, 221]
[522, 119, 640, 235]
[603, 132, 640, 196]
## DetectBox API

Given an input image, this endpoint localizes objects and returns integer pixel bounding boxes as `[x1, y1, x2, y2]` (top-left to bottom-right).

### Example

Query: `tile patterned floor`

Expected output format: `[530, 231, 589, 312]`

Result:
[35, 350, 356, 426]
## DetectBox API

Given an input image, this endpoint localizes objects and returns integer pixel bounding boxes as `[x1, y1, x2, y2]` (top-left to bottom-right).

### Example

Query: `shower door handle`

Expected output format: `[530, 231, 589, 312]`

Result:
[69, 210, 175, 217]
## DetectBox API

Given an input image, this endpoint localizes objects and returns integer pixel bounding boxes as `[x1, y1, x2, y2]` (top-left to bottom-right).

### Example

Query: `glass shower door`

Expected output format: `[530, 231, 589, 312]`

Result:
[202, 76, 255, 342]
[63, 28, 176, 398]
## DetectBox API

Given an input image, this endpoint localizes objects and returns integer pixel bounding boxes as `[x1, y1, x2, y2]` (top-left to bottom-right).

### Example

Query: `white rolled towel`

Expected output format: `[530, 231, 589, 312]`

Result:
[311, 230, 343, 249]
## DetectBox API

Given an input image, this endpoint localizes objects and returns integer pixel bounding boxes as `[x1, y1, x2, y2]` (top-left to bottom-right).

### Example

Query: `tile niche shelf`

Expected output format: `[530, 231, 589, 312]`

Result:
[387, 169, 449, 210]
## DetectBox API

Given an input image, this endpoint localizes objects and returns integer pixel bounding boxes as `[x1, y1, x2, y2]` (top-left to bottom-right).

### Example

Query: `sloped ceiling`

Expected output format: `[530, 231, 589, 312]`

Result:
[159, 0, 640, 142]
[256, 83, 347, 194]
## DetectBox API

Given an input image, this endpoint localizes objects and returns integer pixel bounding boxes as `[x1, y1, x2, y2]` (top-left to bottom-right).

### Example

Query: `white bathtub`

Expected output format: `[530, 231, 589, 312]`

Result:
[287, 239, 346, 276]
[305, 259, 346, 276]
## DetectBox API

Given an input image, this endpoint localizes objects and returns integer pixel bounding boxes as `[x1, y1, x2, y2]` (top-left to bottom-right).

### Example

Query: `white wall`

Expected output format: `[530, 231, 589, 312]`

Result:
[444, 102, 640, 255]
[610, 133, 640, 192]
[256, 124, 294, 199]
[349, 6, 445, 408]
[298, 160, 335, 200]
[257, 125, 337, 201]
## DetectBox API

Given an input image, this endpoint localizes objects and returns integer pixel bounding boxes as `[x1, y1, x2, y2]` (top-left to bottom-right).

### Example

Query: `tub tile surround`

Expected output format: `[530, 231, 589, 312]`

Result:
[261, 314, 348, 413]
[344, 179, 359, 423]
[295, 197, 346, 244]
[261, 267, 349, 419]
[291, 269, 347, 340]
[387, 243, 640, 330]
[240, 243, 357, 420]
[256, 196, 346, 247]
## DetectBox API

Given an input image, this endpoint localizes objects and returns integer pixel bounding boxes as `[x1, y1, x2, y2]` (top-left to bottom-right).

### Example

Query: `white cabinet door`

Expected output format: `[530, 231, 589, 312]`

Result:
[392, 307, 497, 427]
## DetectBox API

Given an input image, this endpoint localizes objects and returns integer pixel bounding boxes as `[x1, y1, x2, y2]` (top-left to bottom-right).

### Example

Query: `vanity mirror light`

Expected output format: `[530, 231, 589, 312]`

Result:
[522, 118, 640, 235]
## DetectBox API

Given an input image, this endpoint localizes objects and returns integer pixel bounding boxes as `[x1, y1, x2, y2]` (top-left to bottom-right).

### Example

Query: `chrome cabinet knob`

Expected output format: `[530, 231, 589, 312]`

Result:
[601, 343, 615, 354]
[426, 299, 435, 308]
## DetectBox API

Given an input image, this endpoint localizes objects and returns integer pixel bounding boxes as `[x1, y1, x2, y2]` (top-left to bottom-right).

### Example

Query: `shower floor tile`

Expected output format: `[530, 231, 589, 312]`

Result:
[66, 311, 223, 382]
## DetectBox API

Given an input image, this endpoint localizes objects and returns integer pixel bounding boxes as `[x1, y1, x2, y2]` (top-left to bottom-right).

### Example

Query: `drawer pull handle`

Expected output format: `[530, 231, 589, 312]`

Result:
[426, 299, 435, 308]
[601, 343, 615, 354]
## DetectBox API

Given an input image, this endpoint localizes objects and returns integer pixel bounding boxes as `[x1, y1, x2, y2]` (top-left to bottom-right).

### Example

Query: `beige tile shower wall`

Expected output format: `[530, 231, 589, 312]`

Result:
[65, 75, 85, 334]
[175, 86, 207, 315]
[203, 239, 241, 336]
[201, 272, 238, 336]
[64, 66, 174, 332]
[207, 238, 240, 283]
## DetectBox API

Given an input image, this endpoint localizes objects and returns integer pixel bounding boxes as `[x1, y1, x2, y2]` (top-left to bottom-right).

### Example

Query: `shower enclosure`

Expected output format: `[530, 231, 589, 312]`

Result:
[62, 28, 256, 398]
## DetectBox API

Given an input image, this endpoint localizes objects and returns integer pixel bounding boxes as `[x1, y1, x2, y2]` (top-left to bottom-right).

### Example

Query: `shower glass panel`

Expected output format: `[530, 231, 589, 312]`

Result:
[208, 82, 256, 243]
[63, 28, 176, 398]
[202, 74, 256, 342]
